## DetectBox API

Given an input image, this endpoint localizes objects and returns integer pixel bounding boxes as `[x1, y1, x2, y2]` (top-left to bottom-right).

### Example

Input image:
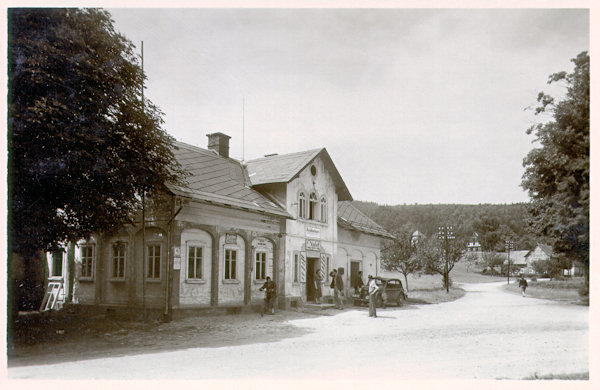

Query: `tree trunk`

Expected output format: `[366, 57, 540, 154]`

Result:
[403, 273, 409, 292]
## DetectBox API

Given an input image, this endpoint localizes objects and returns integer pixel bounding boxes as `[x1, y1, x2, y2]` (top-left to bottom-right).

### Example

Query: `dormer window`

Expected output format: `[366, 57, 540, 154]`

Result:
[309, 193, 318, 220]
[298, 192, 307, 219]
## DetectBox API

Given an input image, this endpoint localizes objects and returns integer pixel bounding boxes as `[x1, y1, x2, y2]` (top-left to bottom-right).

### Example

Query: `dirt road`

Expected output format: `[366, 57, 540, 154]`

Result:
[7, 281, 588, 380]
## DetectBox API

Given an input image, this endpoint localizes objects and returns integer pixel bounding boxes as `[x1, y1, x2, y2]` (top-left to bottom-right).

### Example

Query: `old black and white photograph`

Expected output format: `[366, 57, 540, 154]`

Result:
[3, 1, 595, 388]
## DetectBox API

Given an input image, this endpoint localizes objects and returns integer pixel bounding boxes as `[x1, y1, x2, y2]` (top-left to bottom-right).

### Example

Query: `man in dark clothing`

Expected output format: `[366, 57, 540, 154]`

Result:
[518, 276, 528, 297]
[355, 271, 365, 294]
[334, 269, 344, 309]
[259, 276, 277, 315]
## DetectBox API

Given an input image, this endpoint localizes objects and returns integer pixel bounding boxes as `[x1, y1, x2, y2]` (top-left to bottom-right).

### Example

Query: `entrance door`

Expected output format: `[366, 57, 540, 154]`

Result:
[306, 257, 319, 302]
[350, 261, 361, 292]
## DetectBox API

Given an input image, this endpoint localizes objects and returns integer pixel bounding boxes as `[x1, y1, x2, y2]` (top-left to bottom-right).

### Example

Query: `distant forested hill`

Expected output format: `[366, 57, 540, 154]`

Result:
[352, 201, 539, 252]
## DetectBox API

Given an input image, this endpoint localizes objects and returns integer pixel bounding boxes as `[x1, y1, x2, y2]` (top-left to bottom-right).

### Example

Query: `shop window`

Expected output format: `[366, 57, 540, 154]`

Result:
[309, 193, 318, 220]
[111, 243, 126, 279]
[255, 251, 267, 280]
[298, 192, 307, 219]
[147, 244, 161, 279]
[80, 244, 94, 279]
[51, 250, 63, 277]
[188, 245, 203, 280]
[320, 197, 327, 223]
[224, 249, 237, 280]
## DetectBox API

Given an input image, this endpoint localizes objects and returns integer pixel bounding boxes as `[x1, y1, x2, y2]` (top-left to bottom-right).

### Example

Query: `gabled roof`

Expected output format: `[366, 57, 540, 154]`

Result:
[166, 142, 291, 218]
[337, 201, 395, 239]
[245, 148, 352, 201]
[502, 250, 530, 265]
[524, 243, 554, 258]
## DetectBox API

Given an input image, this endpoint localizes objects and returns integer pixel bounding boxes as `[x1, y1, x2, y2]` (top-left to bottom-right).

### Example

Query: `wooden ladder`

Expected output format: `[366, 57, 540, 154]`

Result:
[40, 282, 63, 311]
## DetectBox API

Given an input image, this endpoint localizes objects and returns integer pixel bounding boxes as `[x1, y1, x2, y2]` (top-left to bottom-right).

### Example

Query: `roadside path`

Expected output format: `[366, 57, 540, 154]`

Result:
[8, 281, 588, 380]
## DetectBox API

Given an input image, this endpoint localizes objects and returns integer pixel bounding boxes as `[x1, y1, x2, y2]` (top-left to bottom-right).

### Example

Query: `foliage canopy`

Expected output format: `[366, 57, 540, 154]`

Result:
[8, 8, 184, 256]
[521, 51, 589, 274]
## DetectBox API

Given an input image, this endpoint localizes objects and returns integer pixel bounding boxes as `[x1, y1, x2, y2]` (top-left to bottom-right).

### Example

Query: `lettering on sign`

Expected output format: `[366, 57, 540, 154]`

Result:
[306, 226, 320, 238]
[173, 258, 181, 270]
[254, 238, 268, 248]
[225, 233, 237, 244]
[306, 239, 321, 251]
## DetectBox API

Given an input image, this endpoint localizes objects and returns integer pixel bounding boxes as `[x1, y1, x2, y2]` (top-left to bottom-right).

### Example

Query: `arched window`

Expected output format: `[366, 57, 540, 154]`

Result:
[298, 192, 307, 219]
[320, 197, 327, 223]
[309, 193, 318, 220]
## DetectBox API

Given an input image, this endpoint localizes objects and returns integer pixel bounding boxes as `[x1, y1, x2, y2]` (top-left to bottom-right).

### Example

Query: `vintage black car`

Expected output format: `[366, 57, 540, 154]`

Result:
[353, 277, 406, 308]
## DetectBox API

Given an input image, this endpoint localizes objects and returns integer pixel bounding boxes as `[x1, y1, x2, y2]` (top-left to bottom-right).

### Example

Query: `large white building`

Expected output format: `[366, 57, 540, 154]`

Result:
[44, 133, 393, 312]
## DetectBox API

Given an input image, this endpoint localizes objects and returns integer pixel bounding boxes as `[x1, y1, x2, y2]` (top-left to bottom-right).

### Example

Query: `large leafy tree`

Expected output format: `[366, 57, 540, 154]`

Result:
[415, 235, 464, 293]
[8, 9, 183, 307]
[381, 229, 421, 292]
[521, 51, 589, 286]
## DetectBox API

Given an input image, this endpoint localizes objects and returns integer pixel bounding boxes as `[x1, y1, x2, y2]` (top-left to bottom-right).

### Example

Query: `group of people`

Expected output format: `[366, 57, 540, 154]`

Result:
[259, 268, 388, 317]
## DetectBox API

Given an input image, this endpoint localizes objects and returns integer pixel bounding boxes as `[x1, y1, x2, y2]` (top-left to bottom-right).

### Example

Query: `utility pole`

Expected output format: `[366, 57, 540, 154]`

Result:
[437, 225, 455, 293]
[505, 240, 514, 285]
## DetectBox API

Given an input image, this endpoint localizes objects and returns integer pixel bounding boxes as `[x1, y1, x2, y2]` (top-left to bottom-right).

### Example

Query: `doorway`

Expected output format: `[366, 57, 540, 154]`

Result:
[306, 257, 320, 302]
[350, 261, 361, 293]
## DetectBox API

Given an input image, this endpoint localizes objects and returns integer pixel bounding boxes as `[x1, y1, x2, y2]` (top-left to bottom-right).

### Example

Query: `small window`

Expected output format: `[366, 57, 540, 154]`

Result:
[310, 165, 317, 176]
[188, 245, 203, 280]
[111, 243, 126, 279]
[147, 244, 161, 279]
[51, 250, 63, 277]
[255, 251, 267, 280]
[80, 245, 94, 279]
[320, 197, 327, 223]
[224, 249, 237, 280]
[298, 192, 307, 219]
[293, 253, 299, 283]
[308, 193, 318, 220]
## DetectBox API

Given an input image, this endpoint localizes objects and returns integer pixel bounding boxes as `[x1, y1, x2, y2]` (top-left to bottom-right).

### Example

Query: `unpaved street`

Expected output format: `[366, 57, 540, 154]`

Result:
[8, 282, 588, 380]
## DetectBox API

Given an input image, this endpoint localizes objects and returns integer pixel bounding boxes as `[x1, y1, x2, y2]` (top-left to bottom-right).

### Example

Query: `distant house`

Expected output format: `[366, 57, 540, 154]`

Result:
[466, 233, 481, 252]
[42, 132, 393, 312]
[411, 230, 426, 245]
[502, 250, 530, 274]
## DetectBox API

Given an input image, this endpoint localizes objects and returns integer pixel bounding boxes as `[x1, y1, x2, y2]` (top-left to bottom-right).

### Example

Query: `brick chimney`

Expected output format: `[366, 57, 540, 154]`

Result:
[206, 132, 231, 158]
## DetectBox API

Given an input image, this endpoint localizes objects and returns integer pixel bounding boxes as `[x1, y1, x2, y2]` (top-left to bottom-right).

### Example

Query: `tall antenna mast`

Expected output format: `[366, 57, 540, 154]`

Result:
[242, 96, 245, 163]
[141, 40, 146, 315]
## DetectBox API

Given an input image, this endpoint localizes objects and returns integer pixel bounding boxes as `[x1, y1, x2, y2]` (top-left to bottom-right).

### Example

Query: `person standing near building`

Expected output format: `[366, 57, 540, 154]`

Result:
[259, 276, 276, 315]
[314, 270, 323, 304]
[334, 268, 344, 310]
[368, 275, 380, 318]
[518, 276, 528, 297]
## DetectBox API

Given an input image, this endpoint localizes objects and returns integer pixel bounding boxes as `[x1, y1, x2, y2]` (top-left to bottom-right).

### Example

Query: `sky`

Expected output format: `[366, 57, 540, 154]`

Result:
[105, 7, 589, 205]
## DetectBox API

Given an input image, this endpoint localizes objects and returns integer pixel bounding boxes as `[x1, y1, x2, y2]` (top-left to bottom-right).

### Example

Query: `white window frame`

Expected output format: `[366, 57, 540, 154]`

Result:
[224, 247, 238, 281]
[255, 250, 267, 281]
[80, 244, 95, 281]
[146, 243, 161, 280]
[187, 242, 205, 282]
[308, 192, 318, 220]
[110, 242, 127, 280]
[320, 196, 327, 223]
[298, 192, 307, 219]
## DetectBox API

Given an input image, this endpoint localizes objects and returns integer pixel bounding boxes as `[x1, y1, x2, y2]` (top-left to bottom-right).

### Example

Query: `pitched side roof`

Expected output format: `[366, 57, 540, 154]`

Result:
[166, 142, 291, 218]
[337, 201, 395, 239]
[246, 148, 352, 201]
[502, 250, 529, 265]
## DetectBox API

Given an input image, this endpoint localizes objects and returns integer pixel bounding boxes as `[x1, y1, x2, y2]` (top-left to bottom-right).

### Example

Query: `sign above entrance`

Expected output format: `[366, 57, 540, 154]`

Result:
[306, 239, 321, 251]
[306, 226, 320, 238]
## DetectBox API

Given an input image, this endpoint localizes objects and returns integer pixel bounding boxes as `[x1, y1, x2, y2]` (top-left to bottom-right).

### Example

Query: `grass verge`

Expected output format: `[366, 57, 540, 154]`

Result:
[503, 278, 588, 305]
[406, 287, 466, 305]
